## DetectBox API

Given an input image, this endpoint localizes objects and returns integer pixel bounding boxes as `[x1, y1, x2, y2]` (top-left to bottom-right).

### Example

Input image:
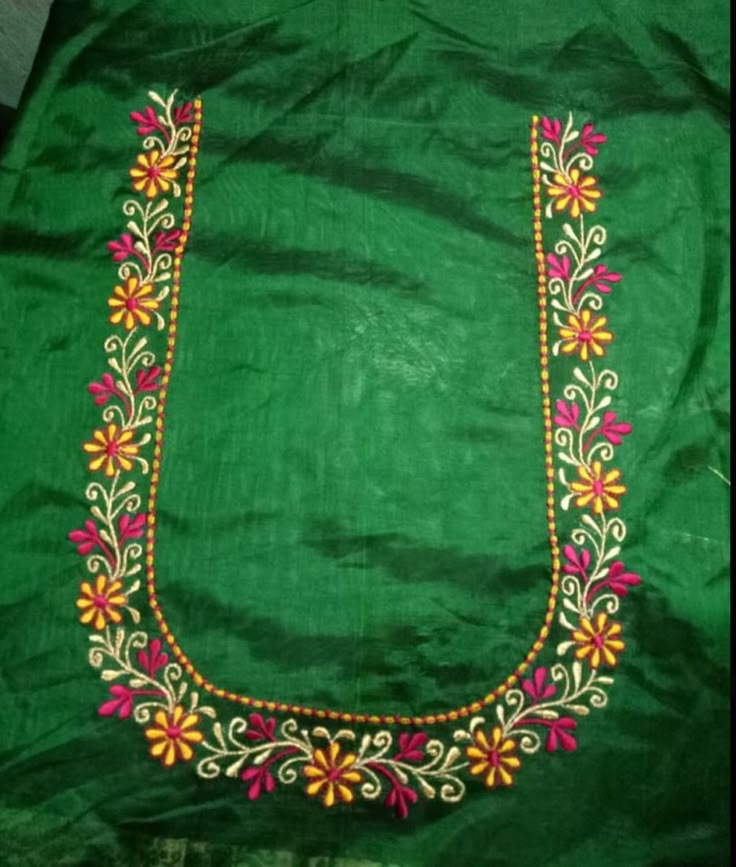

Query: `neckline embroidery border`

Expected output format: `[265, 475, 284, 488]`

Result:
[69, 90, 640, 816]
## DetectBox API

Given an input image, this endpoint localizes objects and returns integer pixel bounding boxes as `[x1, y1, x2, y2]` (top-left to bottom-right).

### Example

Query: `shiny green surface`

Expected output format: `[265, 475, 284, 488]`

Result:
[0, 1, 729, 865]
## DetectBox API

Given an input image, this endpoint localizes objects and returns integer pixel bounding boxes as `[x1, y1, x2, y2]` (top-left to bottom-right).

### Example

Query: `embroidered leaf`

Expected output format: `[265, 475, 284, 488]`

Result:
[571, 660, 583, 691]
[565, 704, 589, 716]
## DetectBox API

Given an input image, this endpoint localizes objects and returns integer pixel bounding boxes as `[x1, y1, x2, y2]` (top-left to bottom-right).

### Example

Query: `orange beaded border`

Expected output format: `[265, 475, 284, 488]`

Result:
[144, 110, 560, 727]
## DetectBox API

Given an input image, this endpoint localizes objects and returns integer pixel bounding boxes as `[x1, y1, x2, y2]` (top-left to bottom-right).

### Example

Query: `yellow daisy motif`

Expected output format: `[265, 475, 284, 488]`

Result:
[108, 276, 159, 330]
[75, 575, 126, 630]
[144, 705, 203, 767]
[129, 149, 178, 199]
[466, 725, 521, 788]
[558, 308, 613, 362]
[547, 167, 602, 218]
[303, 742, 362, 807]
[570, 460, 626, 514]
[572, 612, 625, 668]
[82, 424, 139, 477]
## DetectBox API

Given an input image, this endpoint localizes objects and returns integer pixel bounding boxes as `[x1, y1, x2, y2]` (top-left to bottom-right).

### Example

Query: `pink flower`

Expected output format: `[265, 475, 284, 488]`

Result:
[245, 713, 277, 741]
[242, 764, 276, 800]
[136, 638, 169, 676]
[554, 400, 580, 429]
[384, 782, 418, 819]
[118, 512, 146, 541]
[562, 545, 591, 578]
[589, 561, 641, 600]
[87, 373, 116, 406]
[521, 667, 557, 703]
[547, 253, 571, 281]
[540, 116, 561, 143]
[394, 732, 427, 763]
[68, 520, 104, 556]
[98, 684, 134, 719]
[599, 411, 632, 445]
[106, 233, 136, 262]
[134, 365, 161, 393]
[580, 123, 606, 156]
[589, 263, 621, 294]
[130, 105, 164, 136]
[545, 717, 577, 752]
[153, 229, 182, 252]
[174, 102, 193, 125]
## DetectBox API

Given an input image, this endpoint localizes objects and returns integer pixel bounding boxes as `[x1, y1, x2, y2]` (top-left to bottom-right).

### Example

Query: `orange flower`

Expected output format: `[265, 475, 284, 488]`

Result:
[129, 149, 178, 199]
[303, 742, 362, 807]
[83, 424, 139, 477]
[466, 725, 520, 788]
[572, 612, 624, 668]
[144, 705, 203, 766]
[558, 308, 613, 362]
[570, 460, 626, 514]
[547, 168, 602, 218]
[108, 276, 159, 330]
[76, 575, 126, 630]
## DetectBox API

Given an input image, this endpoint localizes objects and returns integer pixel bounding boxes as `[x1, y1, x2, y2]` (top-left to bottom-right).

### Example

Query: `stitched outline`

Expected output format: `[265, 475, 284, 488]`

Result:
[70, 98, 639, 816]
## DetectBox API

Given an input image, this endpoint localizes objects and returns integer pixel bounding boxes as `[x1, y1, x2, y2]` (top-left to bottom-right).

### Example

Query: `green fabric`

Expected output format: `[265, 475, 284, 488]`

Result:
[0, 1, 729, 865]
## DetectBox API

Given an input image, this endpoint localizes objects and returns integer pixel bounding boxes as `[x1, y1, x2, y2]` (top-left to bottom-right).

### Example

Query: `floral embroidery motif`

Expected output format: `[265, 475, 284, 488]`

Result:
[108, 276, 160, 330]
[69, 101, 639, 817]
[466, 726, 521, 788]
[145, 705, 204, 766]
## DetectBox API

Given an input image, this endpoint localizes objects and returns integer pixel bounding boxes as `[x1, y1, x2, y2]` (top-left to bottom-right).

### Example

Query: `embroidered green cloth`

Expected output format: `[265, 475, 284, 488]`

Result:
[0, 1, 729, 865]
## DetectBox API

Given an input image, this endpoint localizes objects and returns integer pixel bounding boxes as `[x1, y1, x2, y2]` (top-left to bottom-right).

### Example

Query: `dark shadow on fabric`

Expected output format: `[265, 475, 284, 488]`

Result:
[192, 235, 425, 295]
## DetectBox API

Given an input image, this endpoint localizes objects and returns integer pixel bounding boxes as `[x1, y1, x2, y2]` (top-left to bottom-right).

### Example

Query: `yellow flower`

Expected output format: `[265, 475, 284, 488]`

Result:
[303, 742, 362, 807]
[145, 705, 203, 766]
[570, 460, 626, 514]
[558, 308, 613, 362]
[466, 725, 520, 788]
[129, 149, 178, 199]
[75, 575, 126, 630]
[83, 424, 139, 477]
[547, 168, 602, 218]
[572, 612, 624, 668]
[108, 276, 159, 330]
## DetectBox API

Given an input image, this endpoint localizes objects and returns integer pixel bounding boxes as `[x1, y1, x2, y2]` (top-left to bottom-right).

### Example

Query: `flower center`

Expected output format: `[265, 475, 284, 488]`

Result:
[105, 441, 118, 456]
[166, 725, 181, 739]
[125, 297, 139, 311]
[92, 594, 109, 609]
[592, 634, 605, 648]
[487, 750, 501, 768]
[578, 329, 592, 342]
[326, 768, 344, 782]
[592, 480, 604, 496]
[146, 164, 160, 179]
[567, 184, 580, 198]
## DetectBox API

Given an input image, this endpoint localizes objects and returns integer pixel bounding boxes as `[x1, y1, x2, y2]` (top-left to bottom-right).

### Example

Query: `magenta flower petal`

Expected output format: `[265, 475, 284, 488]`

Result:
[554, 400, 580, 429]
[540, 116, 562, 143]
[580, 123, 607, 156]
[106, 233, 135, 262]
[605, 561, 641, 596]
[600, 411, 632, 445]
[545, 717, 577, 752]
[395, 731, 428, 763]
[547, 253, 571, 281]
[134, 365, 161, 393]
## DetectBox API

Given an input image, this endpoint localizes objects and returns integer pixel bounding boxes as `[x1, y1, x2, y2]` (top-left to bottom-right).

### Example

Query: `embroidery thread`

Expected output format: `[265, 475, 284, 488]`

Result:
[69, 98, 639, 816]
